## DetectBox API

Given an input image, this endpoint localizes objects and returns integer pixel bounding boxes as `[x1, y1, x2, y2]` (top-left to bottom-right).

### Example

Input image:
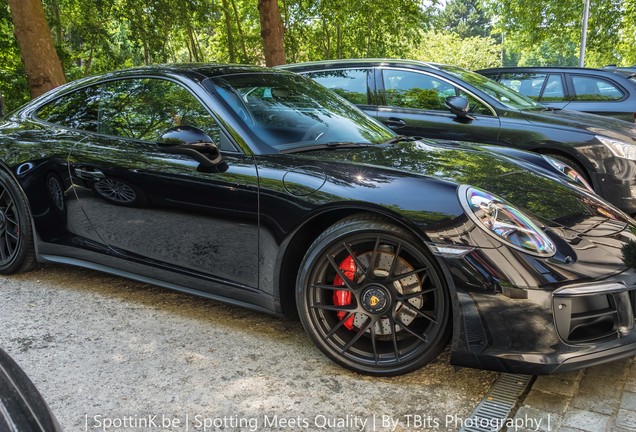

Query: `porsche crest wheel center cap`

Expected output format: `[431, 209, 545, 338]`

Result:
[361, 285, 390, 314]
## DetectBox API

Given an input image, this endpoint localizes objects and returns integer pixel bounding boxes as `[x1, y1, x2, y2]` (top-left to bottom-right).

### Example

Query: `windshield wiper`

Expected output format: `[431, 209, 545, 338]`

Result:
[278, 142, 371, 154]
[381, 135, 420, 145]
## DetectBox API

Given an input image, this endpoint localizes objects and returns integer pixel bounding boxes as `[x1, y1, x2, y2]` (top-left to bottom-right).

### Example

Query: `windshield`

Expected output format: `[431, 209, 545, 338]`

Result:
[438, 65, 545, 111]
[207, 72, 394, 152]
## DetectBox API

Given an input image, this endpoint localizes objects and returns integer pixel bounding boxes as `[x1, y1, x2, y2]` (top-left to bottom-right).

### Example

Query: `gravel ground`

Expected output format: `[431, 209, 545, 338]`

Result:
[0, 264, 497, 432]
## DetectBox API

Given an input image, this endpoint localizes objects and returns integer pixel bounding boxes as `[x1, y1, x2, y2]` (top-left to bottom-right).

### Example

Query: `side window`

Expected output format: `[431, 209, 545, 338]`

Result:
[98, 78, 223, 144]
[540, 74, 565, 101]
[572, 76, 624, 101]
[306, 69, 369, 105]
[458, 90, 494, 116]
[382, 69, 456, 111]
[498, 73, 547, 100]
[35, 86, 100, 131]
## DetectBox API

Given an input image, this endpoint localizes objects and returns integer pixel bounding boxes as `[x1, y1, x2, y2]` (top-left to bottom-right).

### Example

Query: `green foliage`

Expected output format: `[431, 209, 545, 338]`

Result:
[409, 31, 502, 70]
[488, 0, 627, 67]
[0, 0, 29, 111]
[435, 0, 493, 38]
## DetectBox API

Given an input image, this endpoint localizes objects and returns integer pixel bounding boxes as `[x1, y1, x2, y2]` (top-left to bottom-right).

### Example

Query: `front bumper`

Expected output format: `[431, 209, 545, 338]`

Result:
[442, 252, 636, 375]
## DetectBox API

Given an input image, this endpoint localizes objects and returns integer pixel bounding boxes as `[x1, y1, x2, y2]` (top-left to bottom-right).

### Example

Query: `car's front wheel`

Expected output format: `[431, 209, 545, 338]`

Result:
[0, 169, 36, 274]
[296, 215, 451, 376]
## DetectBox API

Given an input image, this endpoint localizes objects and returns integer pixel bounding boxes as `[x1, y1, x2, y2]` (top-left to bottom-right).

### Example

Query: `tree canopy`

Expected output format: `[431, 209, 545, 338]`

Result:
[2, 0, 636, 111]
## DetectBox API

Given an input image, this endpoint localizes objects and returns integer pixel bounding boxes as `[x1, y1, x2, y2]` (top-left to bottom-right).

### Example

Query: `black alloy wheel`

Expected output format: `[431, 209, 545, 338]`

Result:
[0, 170, 35, 274]
[296, 215, 451, 376]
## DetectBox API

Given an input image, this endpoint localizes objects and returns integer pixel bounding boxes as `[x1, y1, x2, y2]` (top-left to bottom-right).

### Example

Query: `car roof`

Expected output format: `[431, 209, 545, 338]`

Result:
[477, 66, 623, 75]
[96, 63, 274, 81]
[280, 58, 443, 71]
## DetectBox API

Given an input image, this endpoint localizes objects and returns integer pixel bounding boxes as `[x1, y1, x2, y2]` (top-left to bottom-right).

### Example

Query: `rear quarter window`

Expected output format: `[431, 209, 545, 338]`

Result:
[306, 69, 369, 105]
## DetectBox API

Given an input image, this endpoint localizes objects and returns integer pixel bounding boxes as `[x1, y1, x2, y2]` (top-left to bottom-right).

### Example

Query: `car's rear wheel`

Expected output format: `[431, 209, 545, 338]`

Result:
[0, 170, 35, 274]
[296, 215, 451, 376]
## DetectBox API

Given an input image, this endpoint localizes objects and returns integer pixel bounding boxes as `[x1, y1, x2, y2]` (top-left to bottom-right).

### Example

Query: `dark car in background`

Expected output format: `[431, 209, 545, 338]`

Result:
[477, 66, 636, 122]
[280, 59, 636, 214]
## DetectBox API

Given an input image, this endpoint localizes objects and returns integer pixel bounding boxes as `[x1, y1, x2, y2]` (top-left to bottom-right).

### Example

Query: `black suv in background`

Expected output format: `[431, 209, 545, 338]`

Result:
[280, 59, 636, 214]
[477, 66, 636, 122]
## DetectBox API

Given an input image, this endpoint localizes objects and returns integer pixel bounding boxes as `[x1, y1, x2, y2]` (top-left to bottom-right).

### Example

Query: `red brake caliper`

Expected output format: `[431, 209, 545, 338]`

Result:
[333, 255, 356, 330]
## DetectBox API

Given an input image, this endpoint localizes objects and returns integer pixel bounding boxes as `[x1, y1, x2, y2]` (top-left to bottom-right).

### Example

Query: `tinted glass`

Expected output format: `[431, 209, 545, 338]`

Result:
[307, 69, 369, 104]
[99, 79, 221, 142]
[439, 65, 543, 110]
[498, 73, 547, 100]
[36, 86, 100, 131]
[208, 73, 393, 151]
[382, 69, 456, 110]
[572, 76, 624, 101]
[541, 74, 566, 101]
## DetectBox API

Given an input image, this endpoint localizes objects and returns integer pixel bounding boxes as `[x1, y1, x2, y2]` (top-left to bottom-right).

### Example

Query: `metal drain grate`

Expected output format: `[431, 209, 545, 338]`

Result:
[460, 373, 534, 432]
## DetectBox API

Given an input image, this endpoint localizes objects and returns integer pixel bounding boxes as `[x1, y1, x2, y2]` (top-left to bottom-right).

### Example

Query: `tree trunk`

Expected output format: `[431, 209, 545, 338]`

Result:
[230, 0, 249, 62]
[257, 0, 285, 66]
[7, 0, 66, 98]
[221, 0, 236, 63]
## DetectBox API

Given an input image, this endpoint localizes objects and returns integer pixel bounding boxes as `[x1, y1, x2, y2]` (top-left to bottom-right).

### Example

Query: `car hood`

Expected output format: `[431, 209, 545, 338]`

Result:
[520, 108, 636, 143]
[296, 140, 629, 235]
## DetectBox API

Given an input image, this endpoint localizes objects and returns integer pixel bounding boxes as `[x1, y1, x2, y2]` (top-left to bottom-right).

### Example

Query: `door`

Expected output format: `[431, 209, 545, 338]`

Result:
[67, 77, 260, 289]
[375, 68, 501, 144]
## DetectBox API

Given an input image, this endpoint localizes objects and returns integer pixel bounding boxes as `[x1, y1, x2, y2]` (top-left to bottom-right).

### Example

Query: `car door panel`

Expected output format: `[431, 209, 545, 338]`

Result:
[65, 77, 260, 290]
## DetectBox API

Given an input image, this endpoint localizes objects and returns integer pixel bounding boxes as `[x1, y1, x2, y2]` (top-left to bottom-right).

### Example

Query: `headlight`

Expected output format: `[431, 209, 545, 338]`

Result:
[459, 185, 556, 257]
[542, 155, 594, 193]
[597, 135, 636, 160]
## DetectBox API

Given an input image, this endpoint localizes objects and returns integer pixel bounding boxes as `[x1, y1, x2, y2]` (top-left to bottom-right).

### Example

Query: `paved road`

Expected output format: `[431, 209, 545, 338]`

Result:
[0, 264, 497, 432]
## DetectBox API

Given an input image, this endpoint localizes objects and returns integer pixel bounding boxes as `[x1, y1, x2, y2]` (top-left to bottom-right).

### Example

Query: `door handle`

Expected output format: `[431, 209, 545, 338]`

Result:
[74, 167, 106, 181]
[385, 117, 407, 129]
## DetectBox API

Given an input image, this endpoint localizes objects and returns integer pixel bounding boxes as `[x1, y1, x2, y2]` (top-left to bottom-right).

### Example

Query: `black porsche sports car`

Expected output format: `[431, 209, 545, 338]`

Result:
[1, 64, 636, 376]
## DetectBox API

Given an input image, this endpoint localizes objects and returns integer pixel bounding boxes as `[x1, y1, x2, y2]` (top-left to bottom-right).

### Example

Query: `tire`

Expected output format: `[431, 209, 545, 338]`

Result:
[296, 214, 451, 376]
[545, 152, 592, 186]
[0, 169, 36, 274]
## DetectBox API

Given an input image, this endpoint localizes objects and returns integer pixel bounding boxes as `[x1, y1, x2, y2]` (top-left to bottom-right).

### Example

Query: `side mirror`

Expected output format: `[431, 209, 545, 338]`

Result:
[157, 126, 226, 172]
[444, 96, 475, 122]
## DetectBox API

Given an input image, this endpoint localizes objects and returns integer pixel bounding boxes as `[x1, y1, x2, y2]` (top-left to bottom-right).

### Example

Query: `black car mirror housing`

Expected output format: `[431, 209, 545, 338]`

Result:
[444, 96, 475, 122]
[157, 126, 227, 172]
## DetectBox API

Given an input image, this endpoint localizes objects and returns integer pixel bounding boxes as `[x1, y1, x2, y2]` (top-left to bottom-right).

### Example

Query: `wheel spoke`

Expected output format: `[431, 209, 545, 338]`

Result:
[398, 286, 438, 300]
[364, 237, 381, 278]
[369, 321, 379, 365]
[398, 301, 438, 324]
[311, 283, 353, 292]
[311, 303, 356, 312]
[387, 241, 402, 278]
[340, 315, 374, 354]
[324, 312, 355, 340]
[0, 237, 6, 260]
[394, 315, 429, 344]
[343, 242, 368, 274]
[5, 229, 18, 241]
[388, 314, 401, 362]
[388, 266, 429, 283]
[5, 232, 14, 255]
[327, 255, 358, 291]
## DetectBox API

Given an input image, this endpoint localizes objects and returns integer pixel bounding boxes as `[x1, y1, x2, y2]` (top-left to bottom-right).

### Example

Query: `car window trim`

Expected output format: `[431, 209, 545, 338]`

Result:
[29, 75, 244, 155]
[539, 73, 566, 102]
[377, 66, 498, 117]
[568, 73, 629, 103]
[301, 66, 377, 108]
